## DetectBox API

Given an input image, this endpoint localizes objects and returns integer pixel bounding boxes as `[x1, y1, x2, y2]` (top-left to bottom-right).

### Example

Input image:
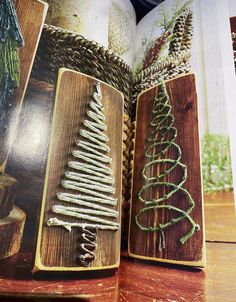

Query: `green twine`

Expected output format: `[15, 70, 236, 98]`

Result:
[0, 37, 20, 87]
[0, 0, 24, 131]
[135, 80, 200, 249]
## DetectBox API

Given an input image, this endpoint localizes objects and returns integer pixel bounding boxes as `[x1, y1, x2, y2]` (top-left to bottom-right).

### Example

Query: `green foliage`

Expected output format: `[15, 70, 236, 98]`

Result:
[133, 0, 193, 75]
[157, 0, 193, 34]
[0, 37, 20, 87]
[202, 134, 233, 192]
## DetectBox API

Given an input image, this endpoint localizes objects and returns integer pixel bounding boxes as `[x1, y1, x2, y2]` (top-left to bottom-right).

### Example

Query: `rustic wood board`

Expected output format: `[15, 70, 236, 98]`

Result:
[35, 69, 123, 272]
[230, 16, 236, 32]
[128, 73, 205, 267]
[0, 173, 18, 219]
[0, 206, 26, 260]
[205, 191, 236, 243]
[0, 0, 48, 169]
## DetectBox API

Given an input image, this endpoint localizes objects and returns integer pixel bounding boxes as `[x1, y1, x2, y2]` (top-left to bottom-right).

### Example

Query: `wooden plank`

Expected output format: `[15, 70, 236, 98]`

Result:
[0, 0, 48, 169]
[0, 173, 18, 219]
[35, 69, 123, 272]
[0, 206, 26, 260]
[129, 73, 205, 266]
[230, 16, 236, 32]
[0, 242, 236, 300]
[204, 191, 236, 243]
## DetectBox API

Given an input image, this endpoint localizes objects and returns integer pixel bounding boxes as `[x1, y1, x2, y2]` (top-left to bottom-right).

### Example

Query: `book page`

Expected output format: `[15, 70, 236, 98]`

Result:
[228, 0, 236, 200]
[133, 0, 177, 75]
[133, 0, 236, 195]
[45, 0, 136, 67]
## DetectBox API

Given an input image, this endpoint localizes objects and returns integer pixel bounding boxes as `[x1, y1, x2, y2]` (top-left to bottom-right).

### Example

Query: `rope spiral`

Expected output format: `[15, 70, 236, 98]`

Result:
[77, 226, 97, 267]
[135, 80, 200, 250]
[47, 82, 120, 266]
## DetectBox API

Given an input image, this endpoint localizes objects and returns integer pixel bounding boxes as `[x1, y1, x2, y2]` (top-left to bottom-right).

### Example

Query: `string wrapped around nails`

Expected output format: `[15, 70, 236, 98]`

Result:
[47, 82, 120, 267]
[135, 79, 200, 252]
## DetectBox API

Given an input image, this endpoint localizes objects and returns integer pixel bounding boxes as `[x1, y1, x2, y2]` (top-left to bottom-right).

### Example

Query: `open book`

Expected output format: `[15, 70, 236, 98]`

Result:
[44, 0, 236, 193]
[0, 0, 235, 278]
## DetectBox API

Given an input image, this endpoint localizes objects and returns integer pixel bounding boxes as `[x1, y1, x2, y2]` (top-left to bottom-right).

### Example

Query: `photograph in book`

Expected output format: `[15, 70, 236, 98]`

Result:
[129, 74, 205, 266]
[0, 0, 235, 284]
[128, 0, 236, 263]
[228, 0, 236, 196]
[44, 0, 136, 66]
[0, 0, 48, 262]
[34, 69, 123, 272]
[131, 0, 236, 195]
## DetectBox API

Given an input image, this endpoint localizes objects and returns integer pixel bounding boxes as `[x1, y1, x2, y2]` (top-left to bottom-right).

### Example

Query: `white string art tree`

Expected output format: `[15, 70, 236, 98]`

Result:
[47, 82, 120, 267]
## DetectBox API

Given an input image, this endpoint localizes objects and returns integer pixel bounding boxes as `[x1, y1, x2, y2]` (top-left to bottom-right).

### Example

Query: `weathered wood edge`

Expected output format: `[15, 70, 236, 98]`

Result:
[34, 68, 124, 273]
[128, 73, 206, 267]
[0, 0, 48, 171]
[14, 0, 49, 106]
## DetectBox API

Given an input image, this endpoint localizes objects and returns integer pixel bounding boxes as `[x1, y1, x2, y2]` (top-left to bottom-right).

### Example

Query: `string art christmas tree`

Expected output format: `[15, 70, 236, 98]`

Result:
[47, 82, 120, 267]
[135, 79, 200, 251]
[0, 0, 24, 132]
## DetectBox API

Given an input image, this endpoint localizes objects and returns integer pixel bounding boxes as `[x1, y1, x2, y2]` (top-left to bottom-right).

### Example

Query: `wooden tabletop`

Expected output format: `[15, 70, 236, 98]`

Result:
[0, 242, 235, 301]
[0, 192, 235, 301]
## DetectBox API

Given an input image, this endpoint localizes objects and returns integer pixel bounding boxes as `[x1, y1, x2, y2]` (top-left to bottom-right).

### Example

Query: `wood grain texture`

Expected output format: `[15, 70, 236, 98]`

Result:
[0, 173, 18, 219]
[129, 73, 205, 266]
[205, 191, 236, 243]
[0, 242, 236, 301]
[230, 16, 236, 33]
[0, 0, 48, 168]
[35, 69, 123, 271]
[0, 206, 26, 260]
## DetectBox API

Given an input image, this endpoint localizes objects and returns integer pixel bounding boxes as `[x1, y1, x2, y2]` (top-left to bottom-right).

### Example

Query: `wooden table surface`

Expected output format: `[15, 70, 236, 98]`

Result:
[0, 192, 235, 302]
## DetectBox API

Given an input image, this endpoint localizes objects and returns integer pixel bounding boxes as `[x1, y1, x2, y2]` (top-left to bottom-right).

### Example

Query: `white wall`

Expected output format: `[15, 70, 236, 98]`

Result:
[228, 0, 236, 17]
[190, 0, 236, 198]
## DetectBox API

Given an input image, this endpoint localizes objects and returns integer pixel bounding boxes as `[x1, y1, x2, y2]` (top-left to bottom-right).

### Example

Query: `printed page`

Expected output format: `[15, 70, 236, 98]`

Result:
[133, 0, 236, 195]
[228, 0, 236, 199]
[45, 0, 136, 67]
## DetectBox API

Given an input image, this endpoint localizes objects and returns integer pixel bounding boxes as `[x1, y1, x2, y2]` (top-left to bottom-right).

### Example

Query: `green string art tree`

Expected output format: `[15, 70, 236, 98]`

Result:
[0, 0, 24, 133]
[135, 79, 200, 251]
[47, 82, 120, 267]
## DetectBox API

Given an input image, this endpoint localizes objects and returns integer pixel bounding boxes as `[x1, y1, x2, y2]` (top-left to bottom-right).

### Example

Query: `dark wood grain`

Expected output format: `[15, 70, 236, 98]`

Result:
[129, 74, 204, 266]
[0, 241, 236, 301]
[35, 69, 123, 271]
[205, 191, 236, 243]
[120, 242, 236, 302]
[0, 174, 18, 219]
[230, 16, 236, 33]
[0, 0, 48, 168]
[0, 206, 26, 260]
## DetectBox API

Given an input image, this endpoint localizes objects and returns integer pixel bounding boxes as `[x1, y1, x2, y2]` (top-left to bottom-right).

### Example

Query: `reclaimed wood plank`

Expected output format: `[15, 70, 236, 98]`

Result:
[0, 206, 26, 260]
[0, 242, 236, 301]
[205, 191, 236, 243]
[129, 73, 205, 266]
[35, 69, 123, 271]
[0, 173, 18, 219]
[230, 16, 236, 32]
[0, 0, 48, 169]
